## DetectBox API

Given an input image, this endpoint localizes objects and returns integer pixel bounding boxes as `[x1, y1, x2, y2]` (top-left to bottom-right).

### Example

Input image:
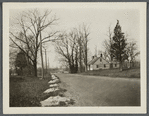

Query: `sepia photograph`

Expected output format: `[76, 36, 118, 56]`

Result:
[3, 2, 146, 114]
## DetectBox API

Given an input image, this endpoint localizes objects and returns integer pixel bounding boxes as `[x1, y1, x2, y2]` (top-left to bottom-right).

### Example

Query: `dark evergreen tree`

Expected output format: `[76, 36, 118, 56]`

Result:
[111, 20, 127, 71]
[15, 51, 27, 75]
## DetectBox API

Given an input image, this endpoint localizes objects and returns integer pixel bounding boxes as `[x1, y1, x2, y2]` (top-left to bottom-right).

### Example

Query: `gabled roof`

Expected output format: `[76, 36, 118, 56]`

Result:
[88, 57, 100, 65]
[88, 56, 112, 65]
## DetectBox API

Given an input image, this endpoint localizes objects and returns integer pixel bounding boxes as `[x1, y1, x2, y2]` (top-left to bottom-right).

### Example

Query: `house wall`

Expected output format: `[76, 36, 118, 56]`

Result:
[87, 57, 123, 71]
[112, 62, 119, 68]
[92, 58, 110, 70]
[122, 62, 130, 68]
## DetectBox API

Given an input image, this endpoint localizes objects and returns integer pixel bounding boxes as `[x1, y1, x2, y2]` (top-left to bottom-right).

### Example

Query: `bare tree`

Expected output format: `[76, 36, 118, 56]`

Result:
[102, 25, 113, 66]
[82, 24, 90, 72]
[9, 9, 59, 77]
[77, 33, 83, 72]
[126, 41, 140, 68]
[55, 30, 79, 73]
[76, 24, 90, 72]
[55, 24, 90, 73]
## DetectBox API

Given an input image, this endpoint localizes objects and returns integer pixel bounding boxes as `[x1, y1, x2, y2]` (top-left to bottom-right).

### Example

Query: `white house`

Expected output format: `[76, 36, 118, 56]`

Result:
[87, 54, 119, 70]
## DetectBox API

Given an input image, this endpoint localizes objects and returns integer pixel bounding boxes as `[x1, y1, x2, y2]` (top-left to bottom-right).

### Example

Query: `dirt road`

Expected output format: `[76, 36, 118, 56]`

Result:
[55, 73, 140, 106]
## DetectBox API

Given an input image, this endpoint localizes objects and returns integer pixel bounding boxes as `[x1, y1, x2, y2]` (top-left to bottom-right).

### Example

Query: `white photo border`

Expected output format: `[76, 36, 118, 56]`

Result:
[3, 2, 147, 114]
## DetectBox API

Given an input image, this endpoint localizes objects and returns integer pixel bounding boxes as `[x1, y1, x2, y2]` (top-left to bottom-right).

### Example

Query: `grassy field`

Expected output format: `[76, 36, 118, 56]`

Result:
[81, 68, 140, 78]
[10, 75, 51, 107]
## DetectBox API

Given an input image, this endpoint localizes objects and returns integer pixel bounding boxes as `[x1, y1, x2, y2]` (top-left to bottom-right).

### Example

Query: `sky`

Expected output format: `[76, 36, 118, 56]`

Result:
[9, 3, 141, 68]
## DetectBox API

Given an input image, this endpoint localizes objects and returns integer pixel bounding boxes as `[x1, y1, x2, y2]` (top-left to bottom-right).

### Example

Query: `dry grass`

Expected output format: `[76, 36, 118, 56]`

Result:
[10, 76, 51, 107]
[81, 68, 140, 78]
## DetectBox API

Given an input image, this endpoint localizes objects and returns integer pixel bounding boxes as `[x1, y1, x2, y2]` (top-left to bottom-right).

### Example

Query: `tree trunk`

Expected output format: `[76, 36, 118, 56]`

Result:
[119, 62, 123, 71]
[79, 48, 82, 72]
[45, 49, 47, 74]
[69, 65, 78, 74]
[85, 43, 88, 72]
[75, 53, 78, 73]
[33, 61, 37, 77]
[21, 67, 23, 76]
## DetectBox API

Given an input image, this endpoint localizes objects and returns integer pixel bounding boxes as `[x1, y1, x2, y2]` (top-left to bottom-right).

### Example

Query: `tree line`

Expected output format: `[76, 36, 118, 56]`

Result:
[102, 20, 140, 70]
[9, 9, 140, 77]
[9, 9, 89, 76]
[55, 24, 89, 73]
[9, 9, 59, 77]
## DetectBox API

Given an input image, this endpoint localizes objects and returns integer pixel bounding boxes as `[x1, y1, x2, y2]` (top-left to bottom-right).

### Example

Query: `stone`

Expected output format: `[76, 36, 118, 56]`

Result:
[43, 87, 59, 93]
[49, 83, 59, 88]
[40, 96, 71, 107]
[48, 79, 59, 84]
[51, 75, 57, 80]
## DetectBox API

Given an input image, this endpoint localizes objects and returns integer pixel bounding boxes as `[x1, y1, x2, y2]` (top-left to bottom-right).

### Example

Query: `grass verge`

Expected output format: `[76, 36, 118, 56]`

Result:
[81, 68, 140, 78]
[10, 76, 51, 107]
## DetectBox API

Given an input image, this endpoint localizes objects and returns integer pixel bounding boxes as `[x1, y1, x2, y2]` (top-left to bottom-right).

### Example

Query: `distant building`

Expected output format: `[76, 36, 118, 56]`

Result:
[87, 54, 119, 70]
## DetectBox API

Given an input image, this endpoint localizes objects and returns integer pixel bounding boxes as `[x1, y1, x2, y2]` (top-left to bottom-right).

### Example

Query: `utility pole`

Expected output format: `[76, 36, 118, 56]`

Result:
[39, 17, 44, 79]
[42, 46, 48, 75]
[48, 57, 50, 69]
[45, 48, 47, 74]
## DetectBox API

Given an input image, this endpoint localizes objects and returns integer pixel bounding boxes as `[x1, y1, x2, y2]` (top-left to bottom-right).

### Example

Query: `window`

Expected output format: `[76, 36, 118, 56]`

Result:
[96, 65, 99, 68]
[100, 59, 102, 62]
[115, 64, 117, 67]
[104, 64, 106, 68]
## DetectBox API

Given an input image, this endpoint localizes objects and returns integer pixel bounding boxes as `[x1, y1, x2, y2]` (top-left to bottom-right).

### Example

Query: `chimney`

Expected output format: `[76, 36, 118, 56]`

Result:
[92, 56, 94, 59]
[100, 54, 102, 57]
